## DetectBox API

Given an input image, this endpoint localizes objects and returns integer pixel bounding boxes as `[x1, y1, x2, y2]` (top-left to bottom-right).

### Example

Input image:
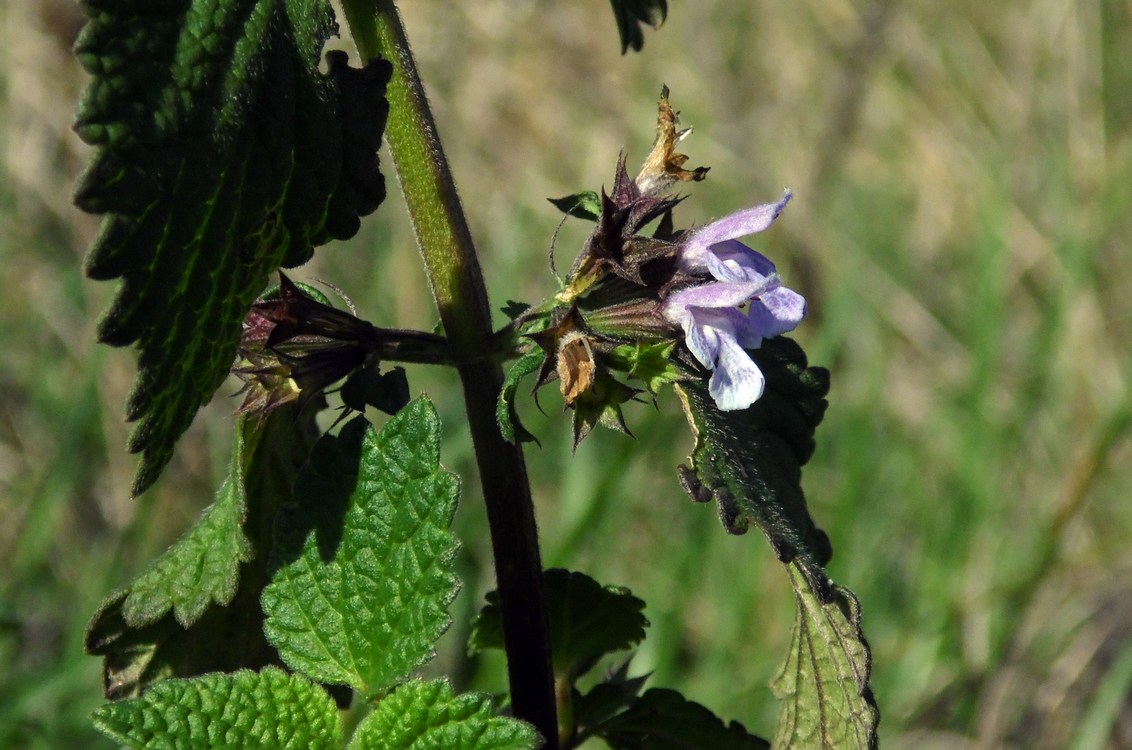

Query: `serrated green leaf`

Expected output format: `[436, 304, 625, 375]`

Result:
[74, 0, 392, 495]
[262, 399, 460, 695]
[572, 661, 649, 734]
[548, 191, 602, 221]
[592, 687, 769, 750]
[120, 417, 256, 628]
[498, 348, 545, 445]
[469, 569, 647, 680]
[347, 679, 538, 750]
[91, 666, 341, 749]
[86, 409, 318, 698]
[675, 337, 833, 599]
[608, 0, 668, 53]
[771, 563, 878, 750]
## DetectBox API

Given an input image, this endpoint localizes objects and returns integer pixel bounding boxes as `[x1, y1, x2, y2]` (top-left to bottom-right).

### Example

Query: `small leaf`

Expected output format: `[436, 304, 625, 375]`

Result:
[501, 300, 532, 320]
[498, 349, 546, 445]
[346, 679, 538, 750]
[675, 336, 833, 599]
[340, 366, 411, 416]
[262, 399, 460, 695]
[74, 0, 393, 494]
[91, 667, 341, 749]
[120, 418, 256, 628]
[548, 191, 602, 221]
[469, 569, 648, 679]
[593, 687, 769, 750]
[770, 563, 878, 750]
[608, 0, 668, 53]
[572, 661, 650, 734]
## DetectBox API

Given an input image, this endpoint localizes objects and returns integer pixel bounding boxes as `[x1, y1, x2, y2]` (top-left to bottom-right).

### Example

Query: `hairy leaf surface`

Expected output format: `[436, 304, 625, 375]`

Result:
[92, 667, 340, 749]
[86, 409, 317, 698]
[347, 679, 538, 750]
[120, 417, 256, 627]
[675, 336, 833, 599]
[771, 563, 879, 750]
[74, 0, 392, 494]
[262, 399, 460, 695]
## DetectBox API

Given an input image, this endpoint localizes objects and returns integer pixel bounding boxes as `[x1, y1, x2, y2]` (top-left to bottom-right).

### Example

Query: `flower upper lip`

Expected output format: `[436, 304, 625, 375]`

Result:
[677, 190, 793, 279]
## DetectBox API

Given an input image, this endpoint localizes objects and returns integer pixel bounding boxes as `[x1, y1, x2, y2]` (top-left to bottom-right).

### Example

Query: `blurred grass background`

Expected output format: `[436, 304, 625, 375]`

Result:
[2, 0, 1131, 747]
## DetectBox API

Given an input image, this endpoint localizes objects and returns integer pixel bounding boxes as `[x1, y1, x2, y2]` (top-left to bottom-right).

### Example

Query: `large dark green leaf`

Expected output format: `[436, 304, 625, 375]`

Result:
[674, 337, 878, 747]
[346, 679, 538, 750]
[468, 569, 648, 680]
[675, 336, 833, 598]
[74, 0, 391, 494]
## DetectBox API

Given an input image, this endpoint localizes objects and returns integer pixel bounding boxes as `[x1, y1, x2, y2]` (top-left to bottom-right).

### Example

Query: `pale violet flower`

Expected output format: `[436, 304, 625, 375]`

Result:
[662, 191, 806, 410]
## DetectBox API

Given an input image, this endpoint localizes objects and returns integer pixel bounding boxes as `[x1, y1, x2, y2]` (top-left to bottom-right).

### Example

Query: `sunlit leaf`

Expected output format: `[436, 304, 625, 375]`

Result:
[262, 399, 460, 695]
[119, 418, 256, 628]
[771, 563, 879, 750]
[346, 679, 538, 750]
[85, 409, 316, 698]
[92, 667, 340, 749]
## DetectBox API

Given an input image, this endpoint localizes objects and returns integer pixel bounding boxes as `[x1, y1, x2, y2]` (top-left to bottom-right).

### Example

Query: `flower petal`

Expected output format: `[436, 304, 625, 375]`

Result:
[731, 314, 765, 350]
[703, 239, 779, 284]
[682, 311, 723, 369]
[750, 286, 807, 338]
[679, 191, 792, 273]
[663, 276, 778, 315]
[708, 334, 766, 410]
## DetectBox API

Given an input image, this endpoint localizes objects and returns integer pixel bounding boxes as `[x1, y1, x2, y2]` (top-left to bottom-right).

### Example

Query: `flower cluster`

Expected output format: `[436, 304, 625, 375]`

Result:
[661, 192, 805, 410]
[524, 87, 806, 439]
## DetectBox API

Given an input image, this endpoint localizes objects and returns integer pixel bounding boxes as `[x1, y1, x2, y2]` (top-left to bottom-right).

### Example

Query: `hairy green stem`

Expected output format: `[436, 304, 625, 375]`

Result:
[340, 1, 558, 744]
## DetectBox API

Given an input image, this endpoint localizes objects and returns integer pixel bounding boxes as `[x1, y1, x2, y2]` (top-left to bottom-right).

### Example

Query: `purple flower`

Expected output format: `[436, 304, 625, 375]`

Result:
[662, 192, 806, 410]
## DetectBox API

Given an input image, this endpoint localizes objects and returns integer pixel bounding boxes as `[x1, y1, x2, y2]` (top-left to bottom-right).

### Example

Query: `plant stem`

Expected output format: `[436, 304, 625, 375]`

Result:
[340, 2, 558, 745]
